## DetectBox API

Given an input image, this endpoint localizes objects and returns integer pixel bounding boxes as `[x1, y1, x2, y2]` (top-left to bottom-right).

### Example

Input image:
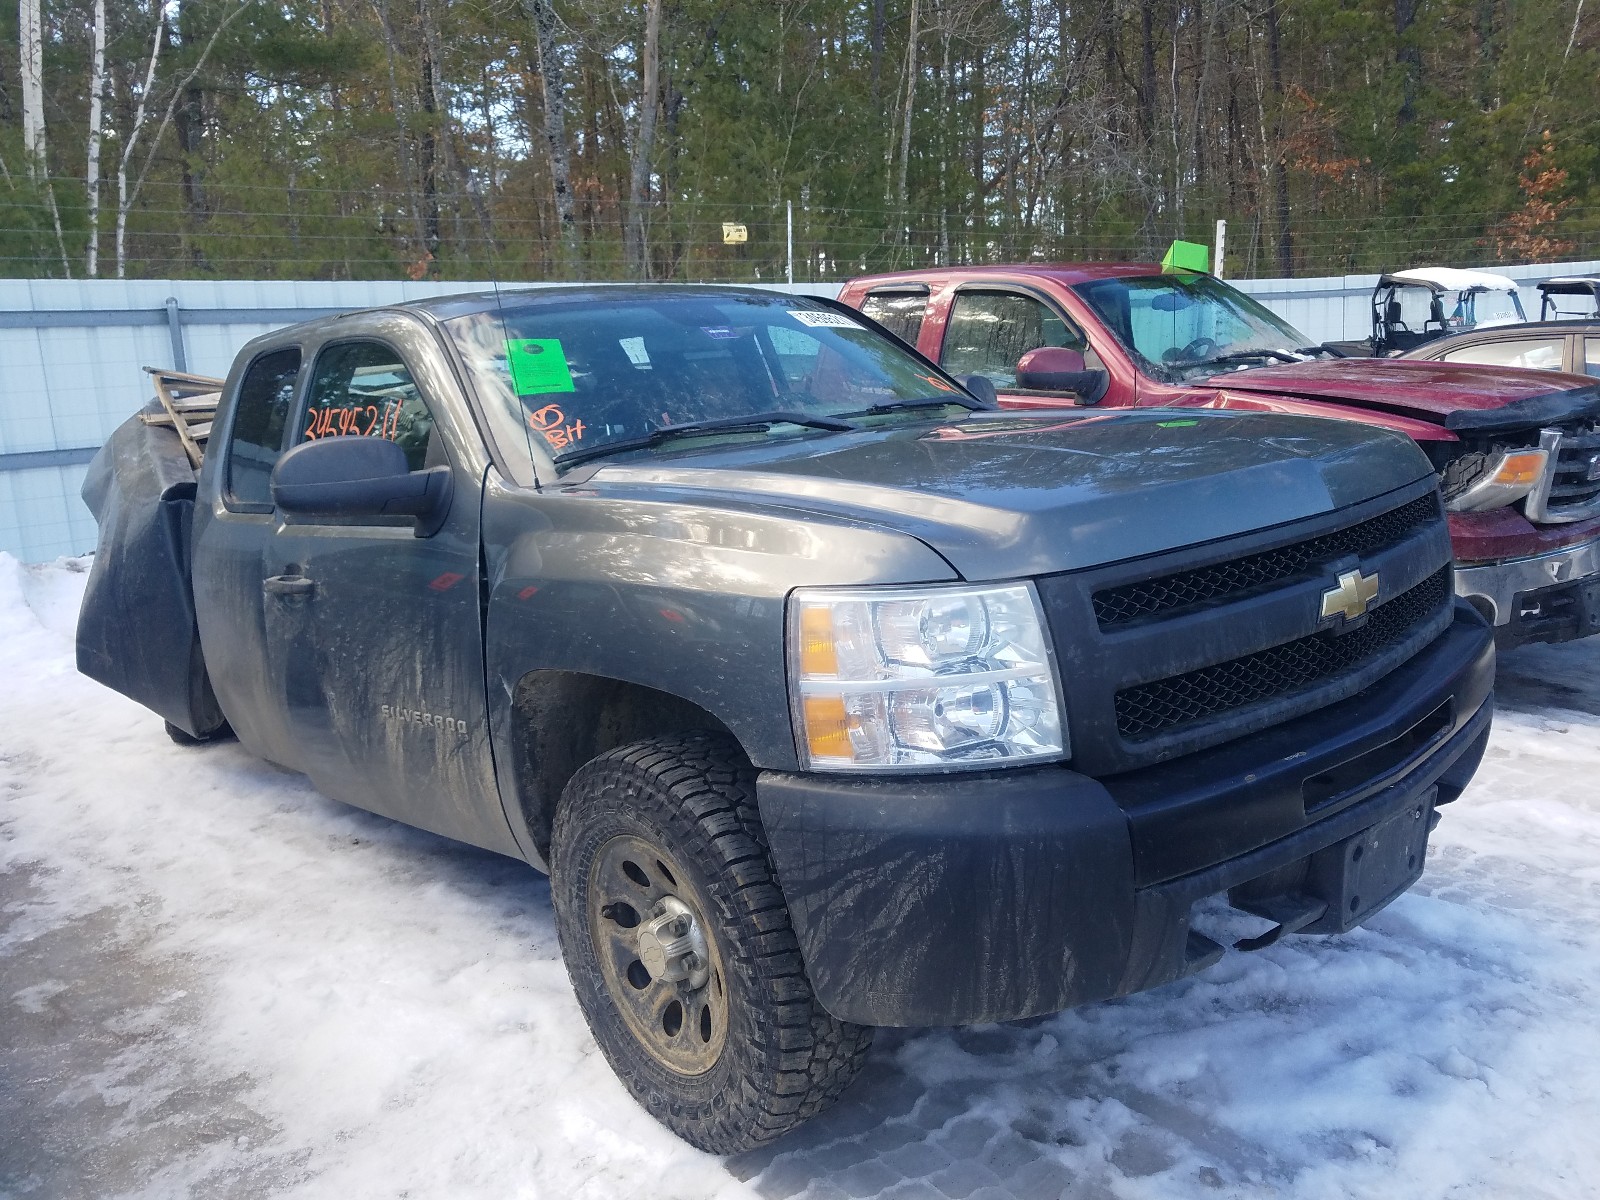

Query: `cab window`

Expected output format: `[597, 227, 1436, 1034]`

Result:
[939, 291, 1087, 388]
[859, 289, 929, 346]
[1439, 337, 1565, 373]
[226, 347, 301, 508]
[298, 341, 442, 472]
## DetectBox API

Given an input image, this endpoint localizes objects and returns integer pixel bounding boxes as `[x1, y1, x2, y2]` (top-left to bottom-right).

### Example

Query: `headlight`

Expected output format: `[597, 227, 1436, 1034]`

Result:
[788, 582, 1066, 771]
[1444, 449, 1547, 512]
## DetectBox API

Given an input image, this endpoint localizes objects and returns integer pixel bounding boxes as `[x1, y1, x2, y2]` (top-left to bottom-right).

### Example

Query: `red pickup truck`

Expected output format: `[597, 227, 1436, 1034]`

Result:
[838, 264, 1600, 649]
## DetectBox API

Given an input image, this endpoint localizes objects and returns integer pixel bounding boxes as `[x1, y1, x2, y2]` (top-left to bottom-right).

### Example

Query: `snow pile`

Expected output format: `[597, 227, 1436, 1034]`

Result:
[3, 552, 1599, 1200]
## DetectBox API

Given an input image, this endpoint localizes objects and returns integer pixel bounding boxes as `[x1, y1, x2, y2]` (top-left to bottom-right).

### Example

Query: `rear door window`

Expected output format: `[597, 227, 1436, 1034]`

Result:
[939, 291, 1087, 388]
[1439, 337, 1566, 372]
[298, 341, 442, 472]
[1585, 338, 1600, 378]
[859, 290, 929, 347]
[226, 347, 302, 508]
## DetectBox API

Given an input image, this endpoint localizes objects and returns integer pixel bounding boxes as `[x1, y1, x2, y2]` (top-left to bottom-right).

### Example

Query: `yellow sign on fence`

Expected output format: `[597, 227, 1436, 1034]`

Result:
[722, 223, 748, 245]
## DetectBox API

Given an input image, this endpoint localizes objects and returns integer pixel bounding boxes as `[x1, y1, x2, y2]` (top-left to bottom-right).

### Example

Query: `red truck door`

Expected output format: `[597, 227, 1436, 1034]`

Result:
[855, 280, 1134, 409]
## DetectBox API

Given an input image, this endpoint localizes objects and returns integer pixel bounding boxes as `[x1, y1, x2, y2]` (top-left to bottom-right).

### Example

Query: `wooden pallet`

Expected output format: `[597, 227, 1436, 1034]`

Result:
[137, 367, 224, 469]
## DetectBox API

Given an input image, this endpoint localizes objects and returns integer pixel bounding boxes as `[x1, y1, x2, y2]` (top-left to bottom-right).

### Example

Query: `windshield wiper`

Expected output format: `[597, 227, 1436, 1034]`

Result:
[1190, 348, 1304, 367]
[835, 394, 992, 419]
[556, 410, 857, 469]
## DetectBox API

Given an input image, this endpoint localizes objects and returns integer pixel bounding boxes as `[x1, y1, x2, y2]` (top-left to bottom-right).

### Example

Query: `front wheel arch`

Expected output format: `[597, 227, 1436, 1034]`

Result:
[508, 669, 739, 862]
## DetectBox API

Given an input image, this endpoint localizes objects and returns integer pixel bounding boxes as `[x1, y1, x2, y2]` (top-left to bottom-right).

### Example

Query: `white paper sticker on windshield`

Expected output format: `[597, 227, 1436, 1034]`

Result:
[788, 309, 862, 330]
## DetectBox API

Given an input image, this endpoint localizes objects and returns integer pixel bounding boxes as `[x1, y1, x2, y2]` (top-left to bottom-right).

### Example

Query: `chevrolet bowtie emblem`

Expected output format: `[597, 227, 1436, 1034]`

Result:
[1321, 569, 1380, 621]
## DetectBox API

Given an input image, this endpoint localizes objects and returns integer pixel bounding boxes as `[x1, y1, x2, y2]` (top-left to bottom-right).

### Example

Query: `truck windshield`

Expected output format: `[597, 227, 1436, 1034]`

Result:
[1072, 274, 1315, 380]
[443, 292, 968, 478]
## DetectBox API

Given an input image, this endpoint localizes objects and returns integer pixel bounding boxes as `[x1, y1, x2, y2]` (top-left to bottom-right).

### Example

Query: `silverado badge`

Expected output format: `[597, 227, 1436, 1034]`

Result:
[1321, 569, 1380, 622]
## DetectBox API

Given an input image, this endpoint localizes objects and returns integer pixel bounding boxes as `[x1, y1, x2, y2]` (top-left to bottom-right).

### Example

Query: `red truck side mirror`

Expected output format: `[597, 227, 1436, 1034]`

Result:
[1015, 347, 1106, 402]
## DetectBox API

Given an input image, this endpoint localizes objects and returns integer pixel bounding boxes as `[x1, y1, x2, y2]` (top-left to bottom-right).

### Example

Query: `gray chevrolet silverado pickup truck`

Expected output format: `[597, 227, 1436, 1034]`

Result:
[77, 286, 1494, 1153]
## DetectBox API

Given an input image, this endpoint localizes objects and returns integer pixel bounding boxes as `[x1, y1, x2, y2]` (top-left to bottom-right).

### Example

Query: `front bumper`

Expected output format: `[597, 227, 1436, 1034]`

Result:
[1454, 535, 1600, 648]
[757, 604, 1494, 1027]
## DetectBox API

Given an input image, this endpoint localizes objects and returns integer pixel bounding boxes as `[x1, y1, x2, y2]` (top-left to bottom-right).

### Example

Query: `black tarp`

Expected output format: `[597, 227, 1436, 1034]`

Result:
[76, 405, 227, 737]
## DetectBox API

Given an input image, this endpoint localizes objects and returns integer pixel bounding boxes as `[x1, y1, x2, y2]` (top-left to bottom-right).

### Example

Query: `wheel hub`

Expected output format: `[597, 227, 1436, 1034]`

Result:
[635, 896, 711, 989]
[588, 834, 729, 1076]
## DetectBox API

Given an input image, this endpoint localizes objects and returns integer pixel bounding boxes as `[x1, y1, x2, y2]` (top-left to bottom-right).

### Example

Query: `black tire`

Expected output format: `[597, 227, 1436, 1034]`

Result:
[163, 719, 233, 746]
[550, 731, 872, 1154]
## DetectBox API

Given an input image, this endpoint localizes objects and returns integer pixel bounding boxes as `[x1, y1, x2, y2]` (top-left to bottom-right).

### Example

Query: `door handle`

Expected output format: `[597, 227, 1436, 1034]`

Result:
[264, 574, 316, 599]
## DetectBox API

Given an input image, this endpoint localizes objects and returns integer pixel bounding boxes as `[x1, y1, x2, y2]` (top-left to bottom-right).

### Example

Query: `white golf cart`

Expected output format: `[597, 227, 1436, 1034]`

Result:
[1368, 267, 1527, 356]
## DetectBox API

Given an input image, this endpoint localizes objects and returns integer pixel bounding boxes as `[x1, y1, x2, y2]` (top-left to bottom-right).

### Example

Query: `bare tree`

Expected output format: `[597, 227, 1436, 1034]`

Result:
[624, 0, 661, 278]
[18, 0, 71, 275]
[85, 0, 108, 275]
[18, 0, 44, 161]
[525, 0, 579, 274]
[896, 0, 920, 245]
[371, 0, 429, 260]
[416, 0, 442, 267]
[116, 0, 253, 278]
[116, 10, 164, 279]
[1264, 0, 1293, 274]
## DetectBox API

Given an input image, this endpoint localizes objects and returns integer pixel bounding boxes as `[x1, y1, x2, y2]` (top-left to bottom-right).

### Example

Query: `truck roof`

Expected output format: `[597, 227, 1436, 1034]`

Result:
[268, 284, 828, 334]
[844, 263, 1168, 289]
[389, 283, 808, 324]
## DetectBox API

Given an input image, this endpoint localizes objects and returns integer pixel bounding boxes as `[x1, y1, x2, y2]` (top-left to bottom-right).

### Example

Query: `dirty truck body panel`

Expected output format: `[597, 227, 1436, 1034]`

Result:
[840, 265, 1600, 648]
[80, 285, 1492, 1036]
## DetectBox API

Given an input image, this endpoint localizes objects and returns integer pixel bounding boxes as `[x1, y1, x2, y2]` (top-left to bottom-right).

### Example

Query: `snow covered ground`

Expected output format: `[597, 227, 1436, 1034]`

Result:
[2, 552, 1598, 1200]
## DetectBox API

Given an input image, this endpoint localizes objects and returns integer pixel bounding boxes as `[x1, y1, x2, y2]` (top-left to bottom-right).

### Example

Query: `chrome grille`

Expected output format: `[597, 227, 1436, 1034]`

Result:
[1526, 425, 1600, 523]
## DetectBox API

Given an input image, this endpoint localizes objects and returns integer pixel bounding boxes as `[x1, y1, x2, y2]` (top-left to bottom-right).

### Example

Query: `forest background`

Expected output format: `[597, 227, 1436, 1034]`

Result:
[2, 0, 1597, 284]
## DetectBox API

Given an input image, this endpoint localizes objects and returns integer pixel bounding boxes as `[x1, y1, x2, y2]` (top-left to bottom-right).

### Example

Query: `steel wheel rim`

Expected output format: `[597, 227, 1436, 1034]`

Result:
[587, 833, 730, 1076]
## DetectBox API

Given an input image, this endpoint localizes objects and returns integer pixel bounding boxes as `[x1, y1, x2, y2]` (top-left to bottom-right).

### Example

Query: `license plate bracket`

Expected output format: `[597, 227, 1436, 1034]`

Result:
[1303, 788, 1436, 934]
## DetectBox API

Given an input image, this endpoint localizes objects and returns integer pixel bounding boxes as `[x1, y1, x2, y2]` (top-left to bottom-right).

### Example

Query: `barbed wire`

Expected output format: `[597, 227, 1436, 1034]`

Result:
[9, 176, 1600, 229]
[3, 199, 1593, 281]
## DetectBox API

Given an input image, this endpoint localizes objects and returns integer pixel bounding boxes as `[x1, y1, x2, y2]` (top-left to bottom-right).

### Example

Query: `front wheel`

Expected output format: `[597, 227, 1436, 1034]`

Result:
[550, 732, 871, 1154]
[164, 719, 233, 746]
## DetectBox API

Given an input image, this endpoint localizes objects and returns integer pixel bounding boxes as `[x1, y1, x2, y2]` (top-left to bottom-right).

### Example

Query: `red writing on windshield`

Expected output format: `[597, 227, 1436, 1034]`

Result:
[527, 403, 587, 451]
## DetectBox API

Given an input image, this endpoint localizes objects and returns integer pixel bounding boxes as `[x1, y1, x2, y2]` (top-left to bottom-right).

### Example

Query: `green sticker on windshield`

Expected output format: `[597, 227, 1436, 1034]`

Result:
[506, 338, 575, 395]
[1156, 418, 1200, 427]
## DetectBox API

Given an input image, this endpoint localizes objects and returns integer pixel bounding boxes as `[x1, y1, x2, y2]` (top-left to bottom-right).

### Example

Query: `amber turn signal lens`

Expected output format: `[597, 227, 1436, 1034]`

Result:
[1493, 451, 1546, 489]
[802, 695, 852, 759]
[798, 605, 839, 677]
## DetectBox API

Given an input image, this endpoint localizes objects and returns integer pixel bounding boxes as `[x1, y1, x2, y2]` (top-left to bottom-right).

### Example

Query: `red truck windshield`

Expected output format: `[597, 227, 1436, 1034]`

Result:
[1072, 274, 1314, 380]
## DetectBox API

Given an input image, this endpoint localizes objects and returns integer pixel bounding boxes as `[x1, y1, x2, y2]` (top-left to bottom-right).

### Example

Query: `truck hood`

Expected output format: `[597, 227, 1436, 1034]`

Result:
[1213, 358, 1597, 424]
[583, 409, 1432, 580]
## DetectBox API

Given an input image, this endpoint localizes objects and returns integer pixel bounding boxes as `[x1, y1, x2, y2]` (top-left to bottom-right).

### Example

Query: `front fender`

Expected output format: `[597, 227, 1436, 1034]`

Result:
[479, 473, 956, 864]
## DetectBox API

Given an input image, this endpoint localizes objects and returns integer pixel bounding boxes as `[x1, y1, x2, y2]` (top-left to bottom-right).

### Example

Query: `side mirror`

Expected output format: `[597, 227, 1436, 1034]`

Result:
[270, 436, 452, 535]
[1015, 347, 1107, 402]
[960, 374, 998, 407]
